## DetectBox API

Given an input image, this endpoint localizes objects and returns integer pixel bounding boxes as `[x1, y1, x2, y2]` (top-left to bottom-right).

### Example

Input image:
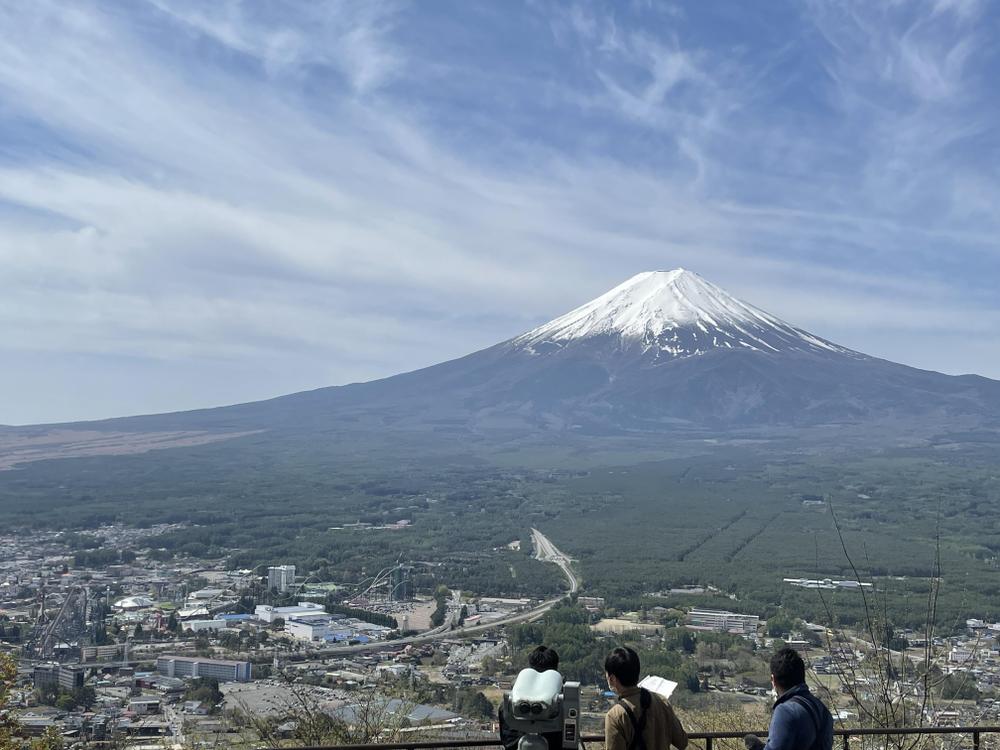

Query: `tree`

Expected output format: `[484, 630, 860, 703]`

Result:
[184, 677, 224, 710]
[766, 612, 795, 638]
[452, 689, 494, 719]
[1, 652, 19, 749]
[55, 694, 75, 712]
[940, 673, 979, 701]
[815, 504, 965, 750]
[429, 589, 448, 628]
[232, 677, 418, 748]
[481, 655, 500, 676]
[73, 686, 96, 711]
[2, 654, 64, 750]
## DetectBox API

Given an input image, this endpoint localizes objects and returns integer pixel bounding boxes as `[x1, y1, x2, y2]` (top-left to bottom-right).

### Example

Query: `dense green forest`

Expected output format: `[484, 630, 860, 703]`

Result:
[1, 431, 998, 627]
[540, 445, 1000, 629]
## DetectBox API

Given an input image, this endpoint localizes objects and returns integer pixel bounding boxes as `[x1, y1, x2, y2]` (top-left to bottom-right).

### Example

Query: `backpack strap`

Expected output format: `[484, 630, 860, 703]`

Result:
[789, 695, 821, 749]
[617, 689, 651, 750]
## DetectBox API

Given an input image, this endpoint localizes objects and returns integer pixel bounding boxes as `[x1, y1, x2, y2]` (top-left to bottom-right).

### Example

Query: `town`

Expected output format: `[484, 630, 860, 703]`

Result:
[3, 523, 1000, 747]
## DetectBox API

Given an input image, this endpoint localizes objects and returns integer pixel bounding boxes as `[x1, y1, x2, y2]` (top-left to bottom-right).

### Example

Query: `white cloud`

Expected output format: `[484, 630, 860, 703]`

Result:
[0, 0, 998, 422]
[144, 0, 404, 92]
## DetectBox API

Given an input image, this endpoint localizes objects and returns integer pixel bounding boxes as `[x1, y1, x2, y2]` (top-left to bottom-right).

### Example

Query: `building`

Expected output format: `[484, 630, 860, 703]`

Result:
[129, 697, 162, 715]
[217, 613, 253, 624]
[687, 608, 760, 636]
[267, 565, 296, 593]
[783, 578, 872, 590]
[156, 655, 252, 682]
[950, 647, 974, 664]
[285, 615, 392, 643]
[286, 617, 331, 642]
[113, 595, 155, 610]
[81, 643, 126, 662]
[255, 601, 325, 624]
[478, 597, 531, 609]
[188, 588, 225, 601]
[182, 619, 230, 633]
[33, 664, 84, 692]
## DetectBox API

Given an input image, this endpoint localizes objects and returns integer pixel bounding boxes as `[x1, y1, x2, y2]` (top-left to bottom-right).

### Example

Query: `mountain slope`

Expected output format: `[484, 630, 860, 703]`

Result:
[3, 270, 1000, 468]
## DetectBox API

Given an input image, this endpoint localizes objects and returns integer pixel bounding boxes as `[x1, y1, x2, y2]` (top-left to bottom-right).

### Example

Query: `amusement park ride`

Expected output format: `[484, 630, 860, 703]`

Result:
[349, 564, 415, 605]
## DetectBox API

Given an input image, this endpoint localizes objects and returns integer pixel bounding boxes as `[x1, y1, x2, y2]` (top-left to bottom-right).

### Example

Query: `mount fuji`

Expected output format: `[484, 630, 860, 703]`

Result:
[354, 267, 996, 433]
[4, 269, 1000, 468]
[512, 269, 854, 360]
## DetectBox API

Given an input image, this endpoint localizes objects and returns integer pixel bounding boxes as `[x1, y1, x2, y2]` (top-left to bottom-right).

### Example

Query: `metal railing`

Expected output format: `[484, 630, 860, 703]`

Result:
[300, 726, 1000, 750]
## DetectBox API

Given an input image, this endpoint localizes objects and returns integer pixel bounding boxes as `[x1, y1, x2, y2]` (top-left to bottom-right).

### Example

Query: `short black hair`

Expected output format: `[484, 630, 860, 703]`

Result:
[605, 646, 641, 687]
[770, 647, 806, 689]
[528, 645, 559, 671]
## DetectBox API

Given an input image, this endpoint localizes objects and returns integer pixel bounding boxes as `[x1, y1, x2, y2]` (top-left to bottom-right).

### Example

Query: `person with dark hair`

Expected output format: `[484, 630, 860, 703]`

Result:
[744, 647, 833, 750]
[528, 645, 560, 672]
[605, 646, 687, 750]
[499, 646, 563, 750]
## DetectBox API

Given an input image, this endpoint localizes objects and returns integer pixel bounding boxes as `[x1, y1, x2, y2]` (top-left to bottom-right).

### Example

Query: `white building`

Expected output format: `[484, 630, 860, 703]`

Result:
[155, 655, 251, 682]
[255, 601, 326, 624]
[129, 697, 161, 715]
[113, 595, 155, 610]
[285, 615, 393, 643]
[268, 565, 296, 593]
[784, 578, 873, 590]
[286, 617, 331, 642]
[950, 647, 974, 664]
[687, 608, 760, 636]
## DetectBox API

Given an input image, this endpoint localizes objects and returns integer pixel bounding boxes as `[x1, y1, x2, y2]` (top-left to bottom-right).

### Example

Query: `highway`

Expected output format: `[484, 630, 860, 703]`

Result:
[531, 527, 580, 593]
[313, 528, 579, 656]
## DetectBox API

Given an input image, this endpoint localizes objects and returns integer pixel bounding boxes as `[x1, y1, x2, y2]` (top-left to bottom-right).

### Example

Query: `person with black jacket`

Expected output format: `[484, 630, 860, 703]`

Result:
[744, 648, 833, 750]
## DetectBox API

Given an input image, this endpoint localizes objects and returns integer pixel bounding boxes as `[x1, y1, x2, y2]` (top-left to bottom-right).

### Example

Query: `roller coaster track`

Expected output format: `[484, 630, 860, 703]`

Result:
[37, 586, 84, 658]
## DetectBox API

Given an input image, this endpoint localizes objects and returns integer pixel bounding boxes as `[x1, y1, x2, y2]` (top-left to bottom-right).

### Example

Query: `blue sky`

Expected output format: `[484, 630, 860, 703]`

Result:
[1, 0, 999, 424]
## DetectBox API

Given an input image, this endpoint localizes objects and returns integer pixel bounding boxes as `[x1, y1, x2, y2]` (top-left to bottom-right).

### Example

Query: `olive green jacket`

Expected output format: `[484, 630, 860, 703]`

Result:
[605, 687, 688, 750]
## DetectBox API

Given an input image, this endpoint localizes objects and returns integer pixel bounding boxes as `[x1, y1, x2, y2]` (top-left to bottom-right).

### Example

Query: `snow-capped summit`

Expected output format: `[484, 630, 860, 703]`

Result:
[513, 269, 856, 360]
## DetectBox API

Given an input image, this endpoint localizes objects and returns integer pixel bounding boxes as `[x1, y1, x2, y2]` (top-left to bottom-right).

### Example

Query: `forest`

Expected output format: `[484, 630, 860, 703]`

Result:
[1, 430, 998, 627]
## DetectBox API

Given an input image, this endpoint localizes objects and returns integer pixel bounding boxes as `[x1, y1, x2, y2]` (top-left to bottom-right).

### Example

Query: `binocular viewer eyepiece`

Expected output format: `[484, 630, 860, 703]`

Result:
[503, 668, 580, 749]
[515, 699, 552, 716]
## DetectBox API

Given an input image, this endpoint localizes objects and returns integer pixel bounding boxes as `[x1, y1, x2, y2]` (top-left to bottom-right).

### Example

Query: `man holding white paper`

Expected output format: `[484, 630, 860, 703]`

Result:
[604, 646, 688, 750]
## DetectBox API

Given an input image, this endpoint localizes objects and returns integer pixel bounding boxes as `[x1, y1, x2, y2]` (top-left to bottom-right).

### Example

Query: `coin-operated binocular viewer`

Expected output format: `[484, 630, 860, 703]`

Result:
[502, 668, 581, 750]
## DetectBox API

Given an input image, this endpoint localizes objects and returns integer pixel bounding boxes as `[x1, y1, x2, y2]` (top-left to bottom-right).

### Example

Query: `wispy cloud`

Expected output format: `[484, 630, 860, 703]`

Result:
[0, 0, 999, 422]
[145, 0, 403, 92]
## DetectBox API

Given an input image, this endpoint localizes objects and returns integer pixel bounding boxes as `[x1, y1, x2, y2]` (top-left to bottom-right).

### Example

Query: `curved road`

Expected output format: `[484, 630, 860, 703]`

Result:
[531, 527, 580, 594]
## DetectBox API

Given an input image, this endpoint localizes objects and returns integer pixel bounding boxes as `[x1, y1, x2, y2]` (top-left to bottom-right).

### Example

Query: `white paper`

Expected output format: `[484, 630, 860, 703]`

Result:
[638, 675, 678, 700]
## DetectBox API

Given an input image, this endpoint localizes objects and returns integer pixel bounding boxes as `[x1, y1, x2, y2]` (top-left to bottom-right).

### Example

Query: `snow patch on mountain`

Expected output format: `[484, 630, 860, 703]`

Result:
[512, 269, 860, 360]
